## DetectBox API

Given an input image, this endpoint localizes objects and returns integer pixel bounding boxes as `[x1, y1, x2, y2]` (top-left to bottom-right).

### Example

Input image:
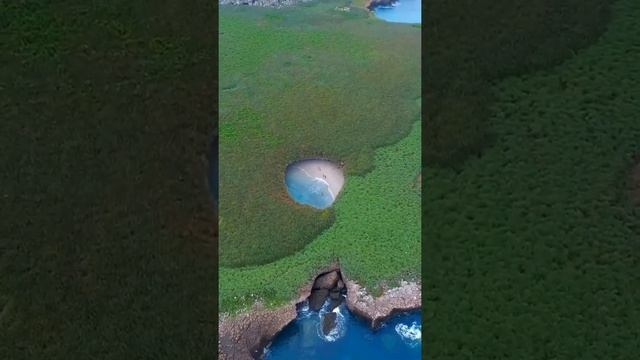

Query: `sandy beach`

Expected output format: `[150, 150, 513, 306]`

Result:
[292, 159, 345, 201]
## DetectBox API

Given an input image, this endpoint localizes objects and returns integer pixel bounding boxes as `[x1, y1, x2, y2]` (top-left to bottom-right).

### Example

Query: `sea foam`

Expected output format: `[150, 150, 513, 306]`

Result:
[395, 321, 421, 347]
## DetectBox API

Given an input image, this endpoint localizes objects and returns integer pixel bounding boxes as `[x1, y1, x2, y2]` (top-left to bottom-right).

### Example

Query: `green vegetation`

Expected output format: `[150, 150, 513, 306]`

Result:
[1, 1, 217, 358]
[424, 0, 614, 166]
[424, 0, 640, 357]
[220, 122, 421, 313]
[219, 2, 420, 267]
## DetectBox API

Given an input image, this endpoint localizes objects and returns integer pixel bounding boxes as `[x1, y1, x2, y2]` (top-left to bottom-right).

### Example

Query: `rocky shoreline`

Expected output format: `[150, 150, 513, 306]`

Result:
[218, 264, 421, 359]
[365, 0, 397, 11]
[343, 276, 421, 329]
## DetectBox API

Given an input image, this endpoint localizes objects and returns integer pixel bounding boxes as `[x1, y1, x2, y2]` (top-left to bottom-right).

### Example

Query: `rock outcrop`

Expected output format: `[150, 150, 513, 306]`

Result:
[219, 302, 298, 360]
[313, 271, 340, 290]
[218, 263, 420, 359]
[218, 263, 340, 359]
[344, 276, 421, 329]
[365, 0, 397, 11]
[321, 312, 337, 336]
[308, 288, 329, 311]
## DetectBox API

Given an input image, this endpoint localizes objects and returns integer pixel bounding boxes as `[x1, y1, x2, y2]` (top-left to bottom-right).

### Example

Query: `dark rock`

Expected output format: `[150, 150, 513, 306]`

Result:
[313, 271, 339, 290]
[367, 0, 396, 10]
[329, 289, 342, 300]
[308, 289, 329, 311]
[321, 312, 337, 335]
[336, 279, 345, 290]
[328, 297, 342, 311]
[344, 278, 421, 330]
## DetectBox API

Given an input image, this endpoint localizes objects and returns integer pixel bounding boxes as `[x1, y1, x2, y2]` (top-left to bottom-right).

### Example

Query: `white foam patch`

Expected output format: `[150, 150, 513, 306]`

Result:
[298, 300, 313, 319]
[395, 321, 421, 347]
[262, 345, 272, 358]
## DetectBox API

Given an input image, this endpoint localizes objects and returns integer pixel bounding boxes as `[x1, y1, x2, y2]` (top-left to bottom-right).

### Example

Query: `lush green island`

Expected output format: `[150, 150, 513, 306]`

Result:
[219, 0, 421, 313]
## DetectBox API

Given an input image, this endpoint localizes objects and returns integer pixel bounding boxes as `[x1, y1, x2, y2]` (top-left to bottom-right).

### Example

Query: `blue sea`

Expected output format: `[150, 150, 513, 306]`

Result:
[373, 0, 421, 24]
[264, 300, 422, 360]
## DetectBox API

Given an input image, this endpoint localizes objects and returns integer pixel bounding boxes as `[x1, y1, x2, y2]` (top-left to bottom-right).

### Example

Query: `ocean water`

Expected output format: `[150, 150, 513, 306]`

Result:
[264, 300, 422, 360]
[285, 164, 336, 209]
[373, 0, 421, 24]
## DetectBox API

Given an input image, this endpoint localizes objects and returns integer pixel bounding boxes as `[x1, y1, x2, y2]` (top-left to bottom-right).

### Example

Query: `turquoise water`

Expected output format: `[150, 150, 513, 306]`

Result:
[285, 162, 337, 209]
[264, 300, 422, 359]
[373, 0, 421, 24]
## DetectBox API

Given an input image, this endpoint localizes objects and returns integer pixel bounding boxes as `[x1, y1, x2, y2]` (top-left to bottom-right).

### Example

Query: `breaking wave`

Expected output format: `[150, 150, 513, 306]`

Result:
[395, 321, 421, 347]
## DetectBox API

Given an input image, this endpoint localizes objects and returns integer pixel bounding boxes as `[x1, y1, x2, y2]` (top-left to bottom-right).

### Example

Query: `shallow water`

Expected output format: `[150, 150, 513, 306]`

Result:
[373, 0, 421, 24]
[264, 300, 421, 359]
[284, 159, 344, 209]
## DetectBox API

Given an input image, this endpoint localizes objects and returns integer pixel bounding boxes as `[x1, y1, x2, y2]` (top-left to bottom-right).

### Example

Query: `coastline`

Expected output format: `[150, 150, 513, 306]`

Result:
[364, 0, 397, 11]
[218, 264, 421, 360]
[290, 159, 345, 202]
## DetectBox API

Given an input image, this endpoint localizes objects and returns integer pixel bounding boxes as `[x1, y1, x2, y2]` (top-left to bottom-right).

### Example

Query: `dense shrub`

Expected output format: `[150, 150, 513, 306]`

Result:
[424, 0, 640, 356]
[1, 0, 217, 358]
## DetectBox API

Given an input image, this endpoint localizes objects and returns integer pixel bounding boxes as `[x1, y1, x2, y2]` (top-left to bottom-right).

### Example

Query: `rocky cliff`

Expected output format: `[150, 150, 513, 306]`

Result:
[218, 263, 420, 359]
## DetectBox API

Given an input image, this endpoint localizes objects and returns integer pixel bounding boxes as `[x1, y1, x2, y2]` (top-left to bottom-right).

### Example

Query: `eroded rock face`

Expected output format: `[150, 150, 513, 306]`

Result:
[321, 312, 337, 336]
[313, 271, 340, 290]
[328, 297, 342, 312]
[218, 302, 298, 360]
[344, 277, 421, 329]
[308, 289, 329, 311]
[218, 263, 340, 359]
[218, 263, 420, 359]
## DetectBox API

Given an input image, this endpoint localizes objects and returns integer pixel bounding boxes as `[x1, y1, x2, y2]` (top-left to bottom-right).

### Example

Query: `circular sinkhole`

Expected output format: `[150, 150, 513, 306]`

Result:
[285, 159, 345, 209]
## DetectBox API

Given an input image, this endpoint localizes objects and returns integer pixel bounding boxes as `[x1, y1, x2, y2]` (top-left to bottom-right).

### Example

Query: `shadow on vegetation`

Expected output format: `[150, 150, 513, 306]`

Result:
[424, 0, 615, 167]
[1, 0, 218, 357]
